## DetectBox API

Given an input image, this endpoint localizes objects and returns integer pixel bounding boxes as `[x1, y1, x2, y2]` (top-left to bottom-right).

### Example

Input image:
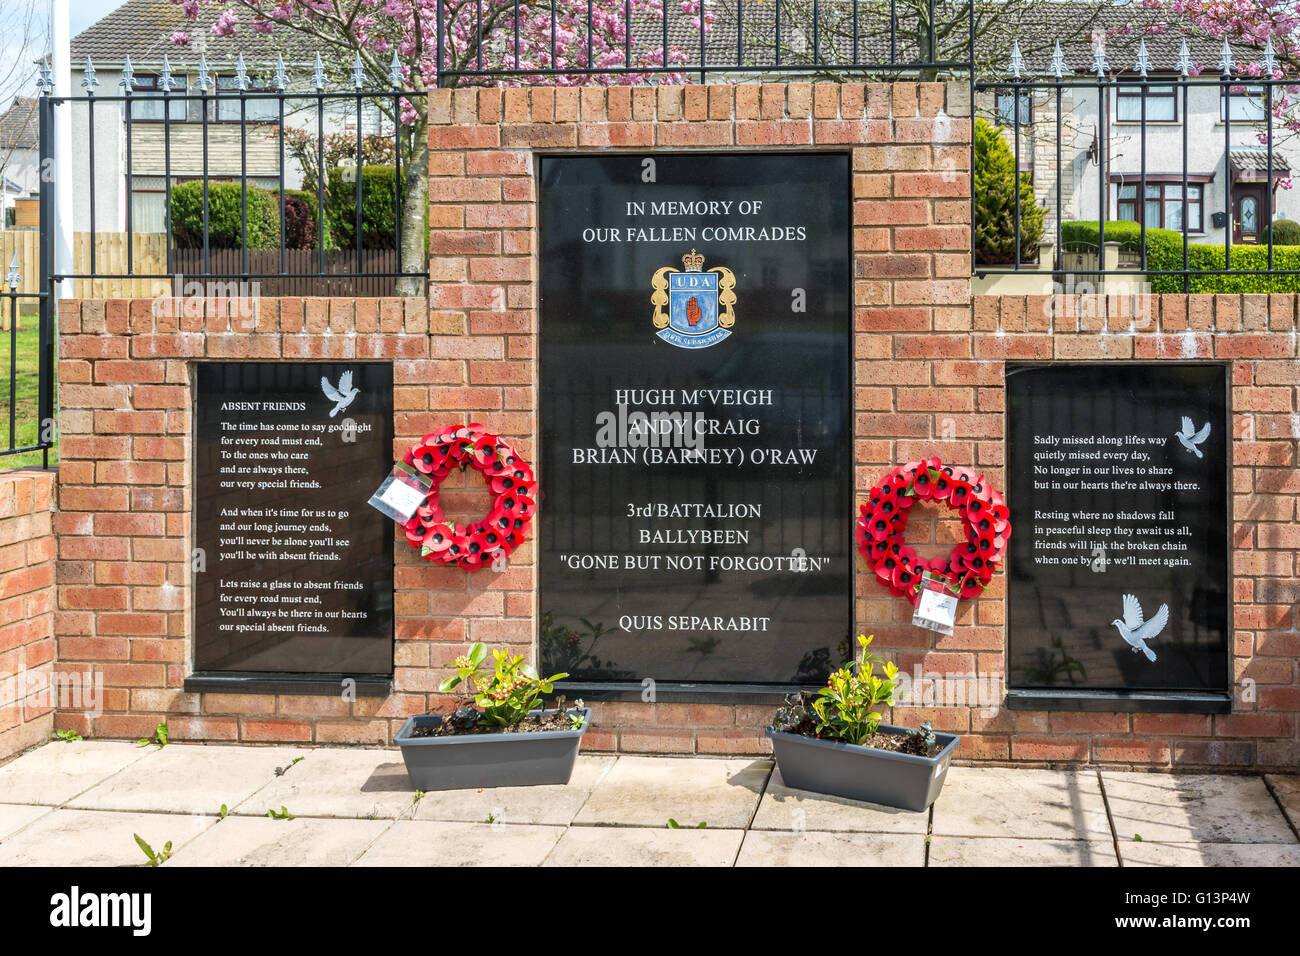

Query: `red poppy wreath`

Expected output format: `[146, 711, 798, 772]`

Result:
[854, 458, 1010, 606]
[399, 424, 536, 571]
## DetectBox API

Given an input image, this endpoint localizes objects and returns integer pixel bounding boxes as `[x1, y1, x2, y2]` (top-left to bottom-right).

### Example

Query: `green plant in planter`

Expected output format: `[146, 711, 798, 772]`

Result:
[808, 633, 900, 746]
[439, 642, 569, 728]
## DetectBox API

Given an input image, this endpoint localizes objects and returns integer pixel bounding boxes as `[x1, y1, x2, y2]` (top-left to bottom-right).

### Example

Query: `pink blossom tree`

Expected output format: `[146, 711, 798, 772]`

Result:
[170, 0, 707, 291]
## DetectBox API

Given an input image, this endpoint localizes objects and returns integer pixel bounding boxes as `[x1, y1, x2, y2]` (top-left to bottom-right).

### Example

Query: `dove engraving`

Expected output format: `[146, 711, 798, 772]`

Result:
[1175, 417, 1210, 458]
[1111, 593, 1169, 663]
[321, 370, 359, 418]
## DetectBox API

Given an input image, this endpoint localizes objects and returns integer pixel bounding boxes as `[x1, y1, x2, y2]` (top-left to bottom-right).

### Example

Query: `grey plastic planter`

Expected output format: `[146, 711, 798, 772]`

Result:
[766, 722, 959, 812]
[394, 708, 591, 791]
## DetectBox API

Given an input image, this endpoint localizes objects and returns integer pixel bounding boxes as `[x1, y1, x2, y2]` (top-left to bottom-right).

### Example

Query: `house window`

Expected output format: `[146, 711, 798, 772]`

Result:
[1116, 85, 1177, 122]
[129, 175, 167, 232]
[129, 75, 187, 121]
[1117, 182, 1203, 231]
[213, 75, 280, 122]
[1222, 85, 1267, 121]
[995, 90, 1031, 126]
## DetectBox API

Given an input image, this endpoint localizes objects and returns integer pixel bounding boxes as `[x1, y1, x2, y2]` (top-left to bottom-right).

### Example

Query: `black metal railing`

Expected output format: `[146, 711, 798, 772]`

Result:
[0, 256, 53, 465]
[974, 36, 1300, 292]
[38, 52, 429, 297]
[434, 0, 976, 83]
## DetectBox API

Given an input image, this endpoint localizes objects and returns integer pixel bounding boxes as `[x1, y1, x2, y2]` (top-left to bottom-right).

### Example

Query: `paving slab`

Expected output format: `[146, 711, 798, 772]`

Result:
[546, 826, 744, 866]
[736, 830, 924, 867]
[1119, 840, 1300, 867]
[928, 837, 1118, 867]
[413, 755, 616, 826]
[233, 749, 416, 820]
[573, 756, 771, 829]
[354, 820, 563, 866]
[0, 809, 215, 866]
[1264, 774, 1300, 833]
[1102, 772, 1297, 844]
[751, 767, 930, 833]
[0, 804, 53, 841]
[169, 816, 390, 866]
[0, 741, 154, 806]
[66, 744, 305, 815]
[931, 768, 1111, 841]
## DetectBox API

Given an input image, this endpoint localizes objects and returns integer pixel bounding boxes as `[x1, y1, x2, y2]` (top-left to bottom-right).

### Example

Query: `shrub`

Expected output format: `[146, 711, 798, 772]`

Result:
[973, 117, 1044, 265]
[1264, 218, 1300, 245]
[770, 634, 899, 746]
[438, 642, 569, 728]
[270, 188, 332, 250]
[326, 164, 402, 250]
[169, 181, 280, 249]
[1062, 220, 1300, 292]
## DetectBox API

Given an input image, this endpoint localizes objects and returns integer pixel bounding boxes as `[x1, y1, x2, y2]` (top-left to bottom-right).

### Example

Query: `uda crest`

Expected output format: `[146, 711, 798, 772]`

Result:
[650, 249, 736, 349]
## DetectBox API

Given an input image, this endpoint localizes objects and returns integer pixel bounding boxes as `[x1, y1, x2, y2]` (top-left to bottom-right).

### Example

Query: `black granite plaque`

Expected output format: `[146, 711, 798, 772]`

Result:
[1006, 364, 1230, 702]
[539, 153, 852, 686]
[193, 362, 394, 676]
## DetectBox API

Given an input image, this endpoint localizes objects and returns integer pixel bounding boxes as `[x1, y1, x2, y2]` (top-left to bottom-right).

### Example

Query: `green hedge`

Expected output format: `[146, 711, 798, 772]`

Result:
[170, 181, 281, 249]
[326, 165, 402, 250]
[1061, 220, 1300, 292]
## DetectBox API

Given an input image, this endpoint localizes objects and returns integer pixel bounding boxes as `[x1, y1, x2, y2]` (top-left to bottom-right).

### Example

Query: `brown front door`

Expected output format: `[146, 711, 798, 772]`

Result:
[1233, 185, 1266, 243]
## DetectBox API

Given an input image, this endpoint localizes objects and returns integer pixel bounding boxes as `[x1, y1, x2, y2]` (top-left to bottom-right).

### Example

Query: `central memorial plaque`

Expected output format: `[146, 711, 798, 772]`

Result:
[193, 361, 394, 678]
[539, 153, 852, 686]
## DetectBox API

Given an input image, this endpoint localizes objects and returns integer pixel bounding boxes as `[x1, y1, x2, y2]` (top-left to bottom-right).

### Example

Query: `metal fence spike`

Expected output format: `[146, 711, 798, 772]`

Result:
[1176, 38, 1193, 77]
[119, 55, 134, 92]
[235, 53, 250, 92]
[197, 53, 211, 92]
[312, 52, 326, 91]
[1218, 37, 1236, 76]
[274, 53, 289, 91]
[1135, 38, 1152, 79]
[5, 252, 19, 290]
[1008, 40, 1025, 80]
[1262, 36, 1278, 75]
[1050, 40, 1066, 80]
[36, 59, 52, 94]
[160, 54, 174, 91]
[1091, 37, 1109, 79]
[81, 56, 99, 91]
[388, 51, 403, 89]
[352, 51, 366, 90]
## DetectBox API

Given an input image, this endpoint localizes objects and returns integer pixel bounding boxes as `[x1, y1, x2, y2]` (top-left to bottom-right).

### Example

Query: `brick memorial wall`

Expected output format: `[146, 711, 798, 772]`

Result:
[37, 81, 1300, 768]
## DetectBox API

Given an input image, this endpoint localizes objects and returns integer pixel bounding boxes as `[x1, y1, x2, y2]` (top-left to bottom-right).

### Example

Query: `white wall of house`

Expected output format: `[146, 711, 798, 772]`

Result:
[0, 146, 39, 231]
[2, 146, 40, 197]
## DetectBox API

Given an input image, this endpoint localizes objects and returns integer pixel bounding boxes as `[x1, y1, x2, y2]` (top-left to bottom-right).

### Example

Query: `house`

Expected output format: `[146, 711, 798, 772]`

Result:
[65, 0, 388, 236]
[977, 4, 1298, 252]
[0, 97, 40, 231]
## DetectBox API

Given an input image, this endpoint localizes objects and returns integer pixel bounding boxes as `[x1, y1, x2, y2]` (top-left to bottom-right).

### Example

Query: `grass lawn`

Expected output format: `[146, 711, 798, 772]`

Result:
[0, 315, 58, 470]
